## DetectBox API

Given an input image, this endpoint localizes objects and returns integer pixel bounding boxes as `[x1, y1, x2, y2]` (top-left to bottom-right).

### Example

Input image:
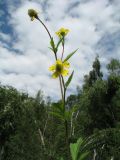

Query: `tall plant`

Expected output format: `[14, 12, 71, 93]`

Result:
[28, 9, 89, 159]
[28, 7, 76, 142]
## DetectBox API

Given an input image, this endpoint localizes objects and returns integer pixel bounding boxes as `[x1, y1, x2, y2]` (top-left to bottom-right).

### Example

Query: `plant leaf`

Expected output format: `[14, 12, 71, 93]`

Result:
[65, 71, 74, 89]
[48, 47, 54, 52]
[50, 38, 55, 48]
[63, 49, 78, 62]
[56, 37, 64, 50]
[70, 138, 83, 160]
[52, 103, 64, 113]
[50, 37, 56, 52]
[70, 143, 78, 160]
[79, 152, 89, 160]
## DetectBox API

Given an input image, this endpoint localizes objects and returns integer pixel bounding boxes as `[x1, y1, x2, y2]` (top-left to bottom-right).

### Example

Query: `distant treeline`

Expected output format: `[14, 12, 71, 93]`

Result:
[0, 57, 120, 160]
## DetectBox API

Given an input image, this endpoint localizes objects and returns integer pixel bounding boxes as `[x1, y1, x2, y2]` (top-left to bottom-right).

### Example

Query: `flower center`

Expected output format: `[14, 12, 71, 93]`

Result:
[56, 63, 63, 73]
[60, 32, 65, 36]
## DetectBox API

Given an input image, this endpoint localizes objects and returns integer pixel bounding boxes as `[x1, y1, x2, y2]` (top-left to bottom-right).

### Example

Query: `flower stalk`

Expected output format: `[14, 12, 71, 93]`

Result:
[61, 37, 65, 60]
[28, 9, 77, 159]
[37, 17, 52, 41]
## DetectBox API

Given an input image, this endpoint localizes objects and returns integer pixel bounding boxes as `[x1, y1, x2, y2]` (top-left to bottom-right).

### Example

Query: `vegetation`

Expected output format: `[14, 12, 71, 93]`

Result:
[0, 57, 120, 160]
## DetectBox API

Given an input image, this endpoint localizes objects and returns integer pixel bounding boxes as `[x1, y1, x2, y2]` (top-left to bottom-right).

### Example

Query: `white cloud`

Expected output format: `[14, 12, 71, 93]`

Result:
[0, 0, 120, 100]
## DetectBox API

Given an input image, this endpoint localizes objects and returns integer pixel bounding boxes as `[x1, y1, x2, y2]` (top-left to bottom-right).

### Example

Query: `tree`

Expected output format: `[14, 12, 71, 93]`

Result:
[107, 59, 120, 75]
[83, 56, 103, 89]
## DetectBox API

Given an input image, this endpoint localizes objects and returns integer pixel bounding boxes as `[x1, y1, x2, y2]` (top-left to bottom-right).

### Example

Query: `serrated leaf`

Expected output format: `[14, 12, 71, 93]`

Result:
[63, 49, 78, 62]
[65, 71, 74, 88]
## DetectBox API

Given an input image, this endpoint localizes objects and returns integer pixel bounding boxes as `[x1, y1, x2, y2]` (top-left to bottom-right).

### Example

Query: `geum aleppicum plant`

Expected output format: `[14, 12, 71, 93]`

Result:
[28, 9, 79, 158]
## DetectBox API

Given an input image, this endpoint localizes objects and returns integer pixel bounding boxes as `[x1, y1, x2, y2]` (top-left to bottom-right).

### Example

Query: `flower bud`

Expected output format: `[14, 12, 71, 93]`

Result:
[28, 9, 38, 21]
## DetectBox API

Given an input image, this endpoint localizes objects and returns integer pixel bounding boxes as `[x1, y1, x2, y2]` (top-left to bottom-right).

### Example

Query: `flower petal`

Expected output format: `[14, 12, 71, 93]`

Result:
[61, 69, 69, 76]
[63, 61, 70, 68]
[65, 29, 69, 35]
[52, 72, 59, 78]
[49, 65, 56, 71]
[56, 59, 62, 65]
[56, 27, 69, 38]
[55, 31, 60, 36]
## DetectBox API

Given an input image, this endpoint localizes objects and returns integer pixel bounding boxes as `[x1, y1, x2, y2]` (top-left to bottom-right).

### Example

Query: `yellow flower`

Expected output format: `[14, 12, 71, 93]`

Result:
[49, 59, 70, 78]
[28, 9, 38, 21]
[56, 28, 69, 38]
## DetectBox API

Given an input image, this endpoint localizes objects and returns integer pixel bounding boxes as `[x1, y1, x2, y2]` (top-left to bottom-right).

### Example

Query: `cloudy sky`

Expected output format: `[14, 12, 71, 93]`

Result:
[0, 0, 120, 100]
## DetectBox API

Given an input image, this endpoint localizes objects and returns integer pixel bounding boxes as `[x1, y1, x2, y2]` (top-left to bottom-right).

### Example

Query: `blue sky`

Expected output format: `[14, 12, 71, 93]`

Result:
[0, 0, 120, 100]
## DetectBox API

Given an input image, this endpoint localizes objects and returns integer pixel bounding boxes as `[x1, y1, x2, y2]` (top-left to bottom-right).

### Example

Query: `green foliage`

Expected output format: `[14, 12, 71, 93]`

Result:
[70, 138, 89, 160]
[107, 59, 120, 75]
[0, 58, 120, 160]
[83, 56, 103, 89]
[65, 71, 74, 89]
[56, 37, 64, 51]
[63, 49, 78, 62]
[86, 128, 120, 159]
[50, 37, 57, 53]
[50, 37, 64, 53]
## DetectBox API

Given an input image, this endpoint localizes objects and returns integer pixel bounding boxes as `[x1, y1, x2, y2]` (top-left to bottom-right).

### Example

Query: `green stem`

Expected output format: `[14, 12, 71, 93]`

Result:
[61, 37, 64, 60]
[61, 76, 66, 110]
[59, 76, 64, 101]
[37, 17, 65, 100]
[61, 76, 70, 158]
[36, 17, 70, 157]
[37, 17, 52, 40]
[37, 17, 58, 60]
[65, 120, 68, 143]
